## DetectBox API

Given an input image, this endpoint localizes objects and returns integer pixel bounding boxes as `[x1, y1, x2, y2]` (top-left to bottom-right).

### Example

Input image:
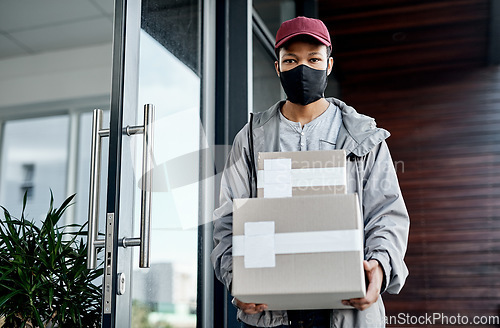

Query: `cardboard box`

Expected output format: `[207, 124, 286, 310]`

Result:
[232, 193, 366, 310]
[257, 150, 346, 198]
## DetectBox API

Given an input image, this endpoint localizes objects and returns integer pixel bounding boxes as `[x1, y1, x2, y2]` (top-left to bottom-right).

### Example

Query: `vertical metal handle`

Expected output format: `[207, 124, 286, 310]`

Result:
[87, 106, 153, 269]
[87, 109, 107, 269]
[139, 104, 154, 268]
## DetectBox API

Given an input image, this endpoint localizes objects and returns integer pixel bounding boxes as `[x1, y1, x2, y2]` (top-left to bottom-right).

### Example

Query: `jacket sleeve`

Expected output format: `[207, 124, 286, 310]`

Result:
[361, 140, 410, 294]
[210, 124, 253, 291]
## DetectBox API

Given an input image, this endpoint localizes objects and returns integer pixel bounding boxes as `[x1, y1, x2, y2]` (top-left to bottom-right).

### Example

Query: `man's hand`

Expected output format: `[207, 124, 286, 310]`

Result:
[234, 298, 268, 315]
[342, 260, 383, 311]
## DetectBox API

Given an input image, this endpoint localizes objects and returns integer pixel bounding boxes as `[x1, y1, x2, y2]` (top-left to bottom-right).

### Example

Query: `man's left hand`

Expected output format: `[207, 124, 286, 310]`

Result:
[342, 259, 383, 311]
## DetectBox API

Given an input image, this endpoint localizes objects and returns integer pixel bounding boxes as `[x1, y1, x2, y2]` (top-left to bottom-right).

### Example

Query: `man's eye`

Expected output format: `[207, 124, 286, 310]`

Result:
[283, 59, 294, 64]
[310, 58, 320, 63]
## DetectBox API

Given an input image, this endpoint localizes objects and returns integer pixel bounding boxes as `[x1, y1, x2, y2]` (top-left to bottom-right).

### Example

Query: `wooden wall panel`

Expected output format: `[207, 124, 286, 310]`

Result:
[319, 0, 490, 84]
[341, 67, 500, 327]
[324, 1, 489, 35]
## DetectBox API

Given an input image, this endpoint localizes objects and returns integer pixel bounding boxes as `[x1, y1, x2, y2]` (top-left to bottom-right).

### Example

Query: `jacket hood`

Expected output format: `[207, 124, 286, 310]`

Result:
[252, 97, 390, 157]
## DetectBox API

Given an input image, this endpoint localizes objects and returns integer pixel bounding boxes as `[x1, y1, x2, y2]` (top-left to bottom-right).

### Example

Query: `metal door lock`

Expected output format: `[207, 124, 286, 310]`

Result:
[117, 273, 126, 295]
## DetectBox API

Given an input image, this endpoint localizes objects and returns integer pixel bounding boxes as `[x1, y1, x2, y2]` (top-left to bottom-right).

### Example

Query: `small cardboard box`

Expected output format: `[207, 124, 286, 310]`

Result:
[232, 193, 366, 310]
[257, 150, 346, 198]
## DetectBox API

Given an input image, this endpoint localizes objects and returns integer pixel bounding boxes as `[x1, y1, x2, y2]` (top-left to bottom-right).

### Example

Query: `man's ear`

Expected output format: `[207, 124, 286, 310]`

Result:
[327, 57, 334, 76]
[274, 61, 280, 77]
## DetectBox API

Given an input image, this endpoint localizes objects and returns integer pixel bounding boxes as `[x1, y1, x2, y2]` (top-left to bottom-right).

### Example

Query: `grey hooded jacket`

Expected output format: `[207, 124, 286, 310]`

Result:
[211, 97, 410, 327]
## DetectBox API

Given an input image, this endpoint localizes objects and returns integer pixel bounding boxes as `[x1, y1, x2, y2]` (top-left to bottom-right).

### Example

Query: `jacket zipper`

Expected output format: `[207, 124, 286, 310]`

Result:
[248, 112, 258, 198]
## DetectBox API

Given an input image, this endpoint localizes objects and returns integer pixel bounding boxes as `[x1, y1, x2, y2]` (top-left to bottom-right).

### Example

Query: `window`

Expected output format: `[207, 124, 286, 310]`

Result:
[0, 115, 69, 220]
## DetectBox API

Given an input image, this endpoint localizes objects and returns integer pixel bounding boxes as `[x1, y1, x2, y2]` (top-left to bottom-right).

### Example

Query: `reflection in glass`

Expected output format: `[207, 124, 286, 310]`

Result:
[0, 116, 69, 220]
[253, 34, 283, 113]
[130, 0, 201, 326]
[253, 0, 296, 37]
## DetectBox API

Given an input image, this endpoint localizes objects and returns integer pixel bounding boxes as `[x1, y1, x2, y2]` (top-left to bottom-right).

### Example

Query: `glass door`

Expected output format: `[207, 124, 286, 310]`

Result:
[129, 1, 203, 327]
[88, 0, 211, 326]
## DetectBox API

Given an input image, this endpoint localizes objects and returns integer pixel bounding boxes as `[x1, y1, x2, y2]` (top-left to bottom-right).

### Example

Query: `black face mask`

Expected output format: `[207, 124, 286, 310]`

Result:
[279, 64, 328, 106]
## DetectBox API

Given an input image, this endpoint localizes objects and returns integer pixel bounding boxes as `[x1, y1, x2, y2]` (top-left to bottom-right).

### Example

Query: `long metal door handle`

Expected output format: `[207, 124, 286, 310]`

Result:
[87, 106, 153, 270]
[87, 109, 108, 270]
[139, 104, 154, 268]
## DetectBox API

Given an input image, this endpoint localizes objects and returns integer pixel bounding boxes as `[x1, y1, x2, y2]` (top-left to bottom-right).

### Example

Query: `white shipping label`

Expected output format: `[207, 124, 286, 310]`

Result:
[263, 158, 292, 170]
[262, 159, 292, 198]
[263, 183, 292, 198]
[243, 221, 276, 268]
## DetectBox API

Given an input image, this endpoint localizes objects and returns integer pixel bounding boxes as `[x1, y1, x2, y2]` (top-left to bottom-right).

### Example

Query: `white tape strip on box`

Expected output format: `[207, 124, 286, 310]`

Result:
[233, 221, 362, 268]
[257, 158, 346, 198]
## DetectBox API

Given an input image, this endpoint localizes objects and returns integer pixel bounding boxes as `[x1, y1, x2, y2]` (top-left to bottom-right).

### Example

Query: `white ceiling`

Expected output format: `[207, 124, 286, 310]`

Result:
[0, 0, 114, 59]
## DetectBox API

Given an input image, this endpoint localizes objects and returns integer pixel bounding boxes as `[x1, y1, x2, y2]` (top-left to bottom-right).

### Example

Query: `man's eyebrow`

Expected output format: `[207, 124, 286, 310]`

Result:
[308, 51, 324, 56]
[282, 53, 298, 58]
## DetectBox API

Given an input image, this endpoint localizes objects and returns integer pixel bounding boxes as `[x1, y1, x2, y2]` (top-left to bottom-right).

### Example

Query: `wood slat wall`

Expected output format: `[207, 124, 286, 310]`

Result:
[340, 67, 500, 327]
[320, 0, 490, 84]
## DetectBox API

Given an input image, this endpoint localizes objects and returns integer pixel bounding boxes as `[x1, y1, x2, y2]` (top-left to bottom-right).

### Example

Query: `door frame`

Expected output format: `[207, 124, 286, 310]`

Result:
[102, 0, 128, 325]
[212, 0, 252, 327]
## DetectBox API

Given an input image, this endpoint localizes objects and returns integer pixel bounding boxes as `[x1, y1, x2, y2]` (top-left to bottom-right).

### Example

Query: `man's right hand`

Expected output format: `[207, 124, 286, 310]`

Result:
[234, 298, 268, 314]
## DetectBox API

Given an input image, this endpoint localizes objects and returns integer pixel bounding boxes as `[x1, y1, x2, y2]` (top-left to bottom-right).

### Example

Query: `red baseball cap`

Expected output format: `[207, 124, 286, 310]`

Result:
[275, 16, 331, 50]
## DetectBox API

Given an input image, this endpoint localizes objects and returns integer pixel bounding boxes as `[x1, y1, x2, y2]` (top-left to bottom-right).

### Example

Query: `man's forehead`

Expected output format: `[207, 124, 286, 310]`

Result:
[280, 43, 328, 57]
[282, 51, 325, 57]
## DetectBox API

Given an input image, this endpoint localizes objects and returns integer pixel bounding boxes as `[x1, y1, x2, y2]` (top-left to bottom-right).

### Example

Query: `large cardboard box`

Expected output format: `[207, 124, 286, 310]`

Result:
[257, 150, 346, 198]
[232, 193, 366, 310]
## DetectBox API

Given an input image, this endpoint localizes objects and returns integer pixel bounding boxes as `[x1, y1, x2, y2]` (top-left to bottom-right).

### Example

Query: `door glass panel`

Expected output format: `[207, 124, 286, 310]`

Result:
[253, 33, 283, 113]
[0, 116, 69, 220]
[252, 0, 295, 113]
[130, 1, 201, 327]
[253, 0, 295, 36]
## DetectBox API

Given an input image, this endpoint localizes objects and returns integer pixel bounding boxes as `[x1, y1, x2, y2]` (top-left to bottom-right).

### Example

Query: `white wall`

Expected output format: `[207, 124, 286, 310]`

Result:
[0, 42, 113, 111]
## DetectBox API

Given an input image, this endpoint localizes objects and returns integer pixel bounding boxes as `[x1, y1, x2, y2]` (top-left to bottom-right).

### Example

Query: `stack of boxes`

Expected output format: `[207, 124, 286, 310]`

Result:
[232, 150, 366, 310]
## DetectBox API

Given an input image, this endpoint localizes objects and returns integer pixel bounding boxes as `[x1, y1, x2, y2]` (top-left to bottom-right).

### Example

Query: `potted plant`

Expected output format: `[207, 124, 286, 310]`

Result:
[0, 193, 102, 328]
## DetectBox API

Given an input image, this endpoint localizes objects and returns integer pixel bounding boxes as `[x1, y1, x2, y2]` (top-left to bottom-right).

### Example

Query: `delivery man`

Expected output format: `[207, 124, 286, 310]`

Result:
[211, 16, 410, 328]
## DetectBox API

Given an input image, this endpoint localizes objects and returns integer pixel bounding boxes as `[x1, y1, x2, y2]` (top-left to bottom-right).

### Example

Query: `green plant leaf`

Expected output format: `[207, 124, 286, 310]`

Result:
[0, 289, 22, 307]
[31, 304, 45, 328]
[22, 190, 28, 217]
[54, 193, 76, 218]
[48, 286, 54, 309]
[0, 192, 102, 327]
